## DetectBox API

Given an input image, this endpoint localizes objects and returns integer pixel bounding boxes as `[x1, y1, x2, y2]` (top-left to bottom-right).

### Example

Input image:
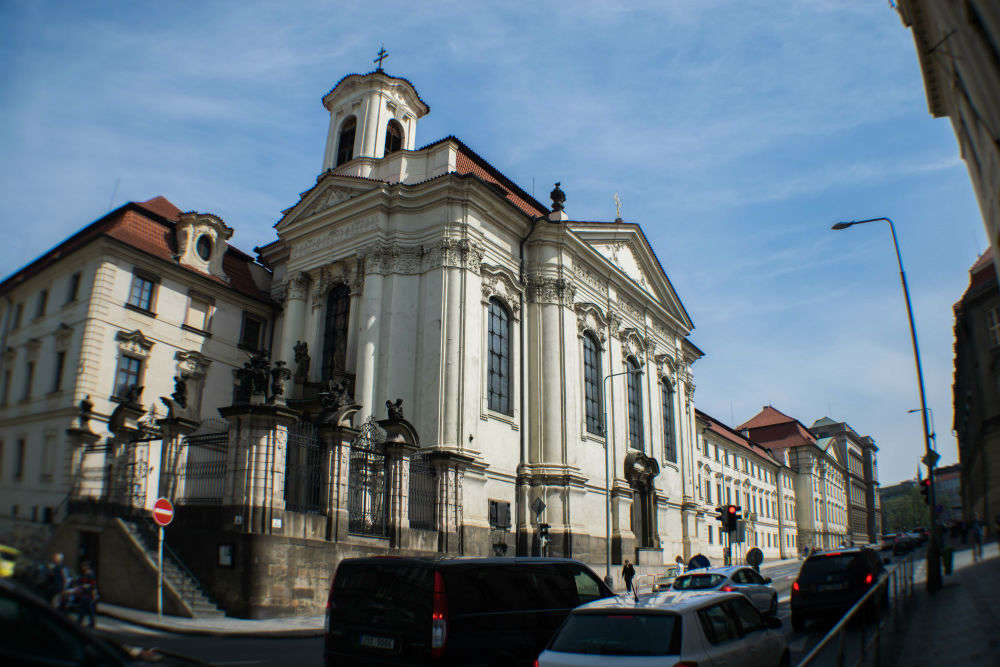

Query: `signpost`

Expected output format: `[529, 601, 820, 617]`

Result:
[152, 497, 174, 616]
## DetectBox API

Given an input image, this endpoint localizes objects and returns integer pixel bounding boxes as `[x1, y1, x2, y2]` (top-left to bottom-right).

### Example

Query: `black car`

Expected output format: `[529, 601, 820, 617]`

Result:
[790, 547, 886, 631]
[324, 556, 614, 666]
[0, 578, 204, 666]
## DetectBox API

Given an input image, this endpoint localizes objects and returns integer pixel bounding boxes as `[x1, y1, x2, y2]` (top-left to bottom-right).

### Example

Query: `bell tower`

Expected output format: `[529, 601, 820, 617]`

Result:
[321, 60, 430, 171]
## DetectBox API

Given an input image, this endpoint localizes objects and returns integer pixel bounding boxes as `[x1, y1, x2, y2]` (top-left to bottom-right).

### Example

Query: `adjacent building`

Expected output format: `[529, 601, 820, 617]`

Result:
[897, 1, 1000, 277]
[0, 198, 274, 549]
[739, 406, 850, 550]
[808, 417, 881, 544]
[694, 409, 798, 562]
[953, 247, 1000, 531]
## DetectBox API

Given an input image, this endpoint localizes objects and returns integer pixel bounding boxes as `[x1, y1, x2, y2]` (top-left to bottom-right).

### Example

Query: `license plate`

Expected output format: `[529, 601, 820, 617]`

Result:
[818, 583, 847, 592]
[360, 634, 395, 651]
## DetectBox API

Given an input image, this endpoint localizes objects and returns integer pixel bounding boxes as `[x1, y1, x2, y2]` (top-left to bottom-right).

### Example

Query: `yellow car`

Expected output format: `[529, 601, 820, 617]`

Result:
[0, 545, 21, 578]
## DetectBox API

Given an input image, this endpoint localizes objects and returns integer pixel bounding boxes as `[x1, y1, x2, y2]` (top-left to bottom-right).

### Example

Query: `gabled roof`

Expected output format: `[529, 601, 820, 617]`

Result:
[0, 197, 271, 303]
[737, 405, 796, 431]
[568, 222, 695, 332]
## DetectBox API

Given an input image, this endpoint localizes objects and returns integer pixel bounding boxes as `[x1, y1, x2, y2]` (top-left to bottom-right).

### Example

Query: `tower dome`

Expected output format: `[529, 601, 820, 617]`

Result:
[321, 70, 430, 171]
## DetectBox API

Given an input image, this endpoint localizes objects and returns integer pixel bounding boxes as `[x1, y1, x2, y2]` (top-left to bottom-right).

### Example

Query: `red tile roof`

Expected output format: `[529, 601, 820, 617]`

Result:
[0, 197, 272, 304]
[696, 409, 781, 466]
[737, 405, 796, 430]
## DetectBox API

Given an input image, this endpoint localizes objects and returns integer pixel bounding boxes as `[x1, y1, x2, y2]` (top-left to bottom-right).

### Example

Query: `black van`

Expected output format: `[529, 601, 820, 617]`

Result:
[324, 556, 614, 666]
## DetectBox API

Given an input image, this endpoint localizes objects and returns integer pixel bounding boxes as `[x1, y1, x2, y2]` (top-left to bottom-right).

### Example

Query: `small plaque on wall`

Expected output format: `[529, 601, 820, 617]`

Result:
[218, 544, 234, 568]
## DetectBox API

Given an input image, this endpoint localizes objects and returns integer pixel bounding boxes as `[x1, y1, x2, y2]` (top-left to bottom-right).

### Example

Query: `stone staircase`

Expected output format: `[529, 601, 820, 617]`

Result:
[120, 519, 225, 618]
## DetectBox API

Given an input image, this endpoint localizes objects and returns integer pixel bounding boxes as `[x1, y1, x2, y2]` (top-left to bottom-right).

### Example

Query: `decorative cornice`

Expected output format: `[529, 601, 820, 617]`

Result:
[176, 350, 212, 377]
[116, 329, 154, 357]
[574, 302, 609, 344]
[481, 264, 522, 317]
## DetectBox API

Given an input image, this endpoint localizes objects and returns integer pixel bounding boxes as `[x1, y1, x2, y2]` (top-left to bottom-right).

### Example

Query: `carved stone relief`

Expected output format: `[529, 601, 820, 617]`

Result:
[300, 186, 356, 218]
[115, 329, 154, 358]
[526, 275, 576, 306]
[481, 265, 523, 317]
[574, 303, 609, 344]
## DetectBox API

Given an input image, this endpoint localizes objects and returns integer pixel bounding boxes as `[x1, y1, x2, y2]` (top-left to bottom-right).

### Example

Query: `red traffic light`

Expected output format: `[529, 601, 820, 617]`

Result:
[727, 506, 736, 514]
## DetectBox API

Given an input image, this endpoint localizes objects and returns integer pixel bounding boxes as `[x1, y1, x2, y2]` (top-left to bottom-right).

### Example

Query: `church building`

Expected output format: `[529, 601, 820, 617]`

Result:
[3, 66, 704, 617]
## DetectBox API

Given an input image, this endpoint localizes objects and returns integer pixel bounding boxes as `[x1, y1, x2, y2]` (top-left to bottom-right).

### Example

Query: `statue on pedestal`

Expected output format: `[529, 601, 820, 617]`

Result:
[293, 341, 310, 383]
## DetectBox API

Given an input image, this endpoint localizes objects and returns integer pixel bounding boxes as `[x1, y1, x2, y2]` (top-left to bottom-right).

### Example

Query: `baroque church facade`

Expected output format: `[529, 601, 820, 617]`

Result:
[3, 67, 707, 617]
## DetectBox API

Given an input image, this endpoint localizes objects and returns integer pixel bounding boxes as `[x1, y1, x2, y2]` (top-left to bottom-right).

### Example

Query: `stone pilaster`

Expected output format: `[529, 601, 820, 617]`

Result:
[219, 404, 300, 535]
[318, 424, 358, 542]
[157, 417, 199, 502]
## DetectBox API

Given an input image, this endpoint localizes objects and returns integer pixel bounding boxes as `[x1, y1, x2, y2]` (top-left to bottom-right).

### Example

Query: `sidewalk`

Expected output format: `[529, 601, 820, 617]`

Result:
[890, 543, 1000, 667]
[98, 602, 325, 638]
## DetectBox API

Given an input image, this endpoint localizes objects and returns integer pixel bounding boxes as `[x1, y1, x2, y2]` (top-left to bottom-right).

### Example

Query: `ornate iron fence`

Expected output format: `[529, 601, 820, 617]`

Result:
[348, 418, 389, 537]
[177, 430, 227, 505]
[284, 422, 324, 513]
[409, 454, 437, 531]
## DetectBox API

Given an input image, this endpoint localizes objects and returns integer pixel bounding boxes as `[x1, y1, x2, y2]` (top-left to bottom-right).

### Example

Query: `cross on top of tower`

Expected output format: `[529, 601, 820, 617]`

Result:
[374, 45, 388, 71]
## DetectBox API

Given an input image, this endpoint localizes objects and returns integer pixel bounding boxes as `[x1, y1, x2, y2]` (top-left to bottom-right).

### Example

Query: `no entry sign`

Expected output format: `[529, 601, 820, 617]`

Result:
[152, 497, 174, 527]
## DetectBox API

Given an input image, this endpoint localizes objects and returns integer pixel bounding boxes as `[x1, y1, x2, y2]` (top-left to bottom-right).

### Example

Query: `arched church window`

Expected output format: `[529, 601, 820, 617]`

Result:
[322, 284, 351, 381]
[336, 116, 356, 167]
[583, 332, 603, 435]
[626, 356, 644, 450]
[662, 378, 676, 462]
[384, 119, 404, 155]
[487, 298, 512, 415]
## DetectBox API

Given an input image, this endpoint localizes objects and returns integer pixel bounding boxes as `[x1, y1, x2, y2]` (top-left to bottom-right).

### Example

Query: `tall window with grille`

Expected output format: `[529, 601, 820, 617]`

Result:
[487, 298, 512, 415]
[987, 306, 1000, 347]
[322, 285, 351, 381]
[582, 332, 603, 434]
[626, 356, 643, 450]
[661, 379, 676, 462]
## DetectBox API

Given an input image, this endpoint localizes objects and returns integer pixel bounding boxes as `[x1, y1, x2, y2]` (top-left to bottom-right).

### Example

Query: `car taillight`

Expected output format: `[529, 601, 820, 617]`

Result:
[673, 662, 698, 667]
[792, 581, 800, 592]
[720, 585, 735, 592]
[431, 570, 448, 659]
[864, 573, 873, 585]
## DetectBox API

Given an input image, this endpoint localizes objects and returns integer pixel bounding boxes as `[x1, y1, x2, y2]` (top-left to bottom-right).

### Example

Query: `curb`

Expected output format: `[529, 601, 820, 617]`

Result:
[98, 605, 326, 639]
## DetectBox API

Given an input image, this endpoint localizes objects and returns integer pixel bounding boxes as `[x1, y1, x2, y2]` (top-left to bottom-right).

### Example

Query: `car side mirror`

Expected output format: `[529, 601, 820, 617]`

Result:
[765, 616, 782, 629]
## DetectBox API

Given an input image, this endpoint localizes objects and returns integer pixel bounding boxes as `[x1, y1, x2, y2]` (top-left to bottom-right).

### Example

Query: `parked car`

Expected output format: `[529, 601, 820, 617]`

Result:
[790, 547, 886, 631]
[537, 590, 788, 667]
[650, 564, 680, 592]
[0, 579, 205, 665]
[0, 545, 20, 578]
[324, 556, 613, 666]
[663, 566, 778, 615]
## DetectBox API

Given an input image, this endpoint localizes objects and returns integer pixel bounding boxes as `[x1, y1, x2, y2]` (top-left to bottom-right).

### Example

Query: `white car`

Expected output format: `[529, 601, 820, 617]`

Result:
[666, 566, 778, 615]
[537, 591, 788, 667]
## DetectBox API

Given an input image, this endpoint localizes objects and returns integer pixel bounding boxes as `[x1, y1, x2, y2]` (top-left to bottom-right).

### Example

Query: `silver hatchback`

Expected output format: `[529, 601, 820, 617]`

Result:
[537, 591, 788, 667]
[664, 566, 778, 615]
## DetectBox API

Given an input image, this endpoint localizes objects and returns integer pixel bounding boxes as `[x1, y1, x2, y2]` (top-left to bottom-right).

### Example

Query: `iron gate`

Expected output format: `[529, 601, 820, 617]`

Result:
[348, 418, 389, 536]
[409, 454, 437, 531]
[177, 429, 227, 505]
[285, 422, 324, 513]
[108, 442, 149, 511]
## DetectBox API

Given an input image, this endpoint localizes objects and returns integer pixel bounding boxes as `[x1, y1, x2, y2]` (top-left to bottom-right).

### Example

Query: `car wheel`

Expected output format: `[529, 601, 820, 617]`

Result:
[791, 611, 805, 632]
[778, 650, 790, 667]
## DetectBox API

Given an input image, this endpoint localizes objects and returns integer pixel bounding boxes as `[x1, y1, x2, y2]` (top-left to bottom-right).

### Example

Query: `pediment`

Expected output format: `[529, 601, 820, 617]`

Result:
[570, 225, 694, 332]
[275, 173, 379, 232]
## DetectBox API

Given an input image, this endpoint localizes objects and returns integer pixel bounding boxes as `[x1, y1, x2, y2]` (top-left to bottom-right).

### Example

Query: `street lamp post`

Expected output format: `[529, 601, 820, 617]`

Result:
[601, 367, 642, 589]
[832, 217, 942, 593]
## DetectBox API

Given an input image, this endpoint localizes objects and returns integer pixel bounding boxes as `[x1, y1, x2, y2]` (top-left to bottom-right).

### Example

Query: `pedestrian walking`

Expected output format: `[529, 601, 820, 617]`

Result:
[674, 555, 685, 574]
[622, 560, 635, 598]
[972, 520, 984, 561]
[45, 553, 71, 611]
[72, 562, 98, 628]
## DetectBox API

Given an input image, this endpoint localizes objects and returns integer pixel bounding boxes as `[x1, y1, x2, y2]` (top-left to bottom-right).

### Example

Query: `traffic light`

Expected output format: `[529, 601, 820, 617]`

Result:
[538, 523, 550, 547]
[920, 478, 930, 505]
[724, 505, 742, 532]
[715, 506, 727, 527]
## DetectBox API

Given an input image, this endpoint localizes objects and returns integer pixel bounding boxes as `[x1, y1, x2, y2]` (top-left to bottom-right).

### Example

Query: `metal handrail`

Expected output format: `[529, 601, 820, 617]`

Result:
[797, 555, 914, 667]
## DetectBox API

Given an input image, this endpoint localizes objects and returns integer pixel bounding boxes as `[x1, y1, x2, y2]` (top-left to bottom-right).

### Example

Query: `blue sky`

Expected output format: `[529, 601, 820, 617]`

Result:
[1, 1, 986, 485]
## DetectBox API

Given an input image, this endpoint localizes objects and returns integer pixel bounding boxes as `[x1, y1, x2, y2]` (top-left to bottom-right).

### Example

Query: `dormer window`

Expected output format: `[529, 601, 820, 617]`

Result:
[196, 235, 213, 261]
[384, 119, 404, 155]
[336, 116, 356, 166]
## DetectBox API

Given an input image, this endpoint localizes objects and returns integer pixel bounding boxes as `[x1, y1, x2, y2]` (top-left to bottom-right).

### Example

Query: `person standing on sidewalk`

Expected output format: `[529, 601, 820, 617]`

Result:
[971, 519, 983, 561]
[73, 562, 98, 628]
[622, 560, 635, 598]
[45, 553, 71, 611]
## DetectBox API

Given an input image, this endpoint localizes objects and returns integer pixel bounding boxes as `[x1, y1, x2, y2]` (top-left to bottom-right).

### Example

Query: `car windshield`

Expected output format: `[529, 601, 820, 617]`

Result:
[673, 573, 725, 590]
[550, 612, 681, 656]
